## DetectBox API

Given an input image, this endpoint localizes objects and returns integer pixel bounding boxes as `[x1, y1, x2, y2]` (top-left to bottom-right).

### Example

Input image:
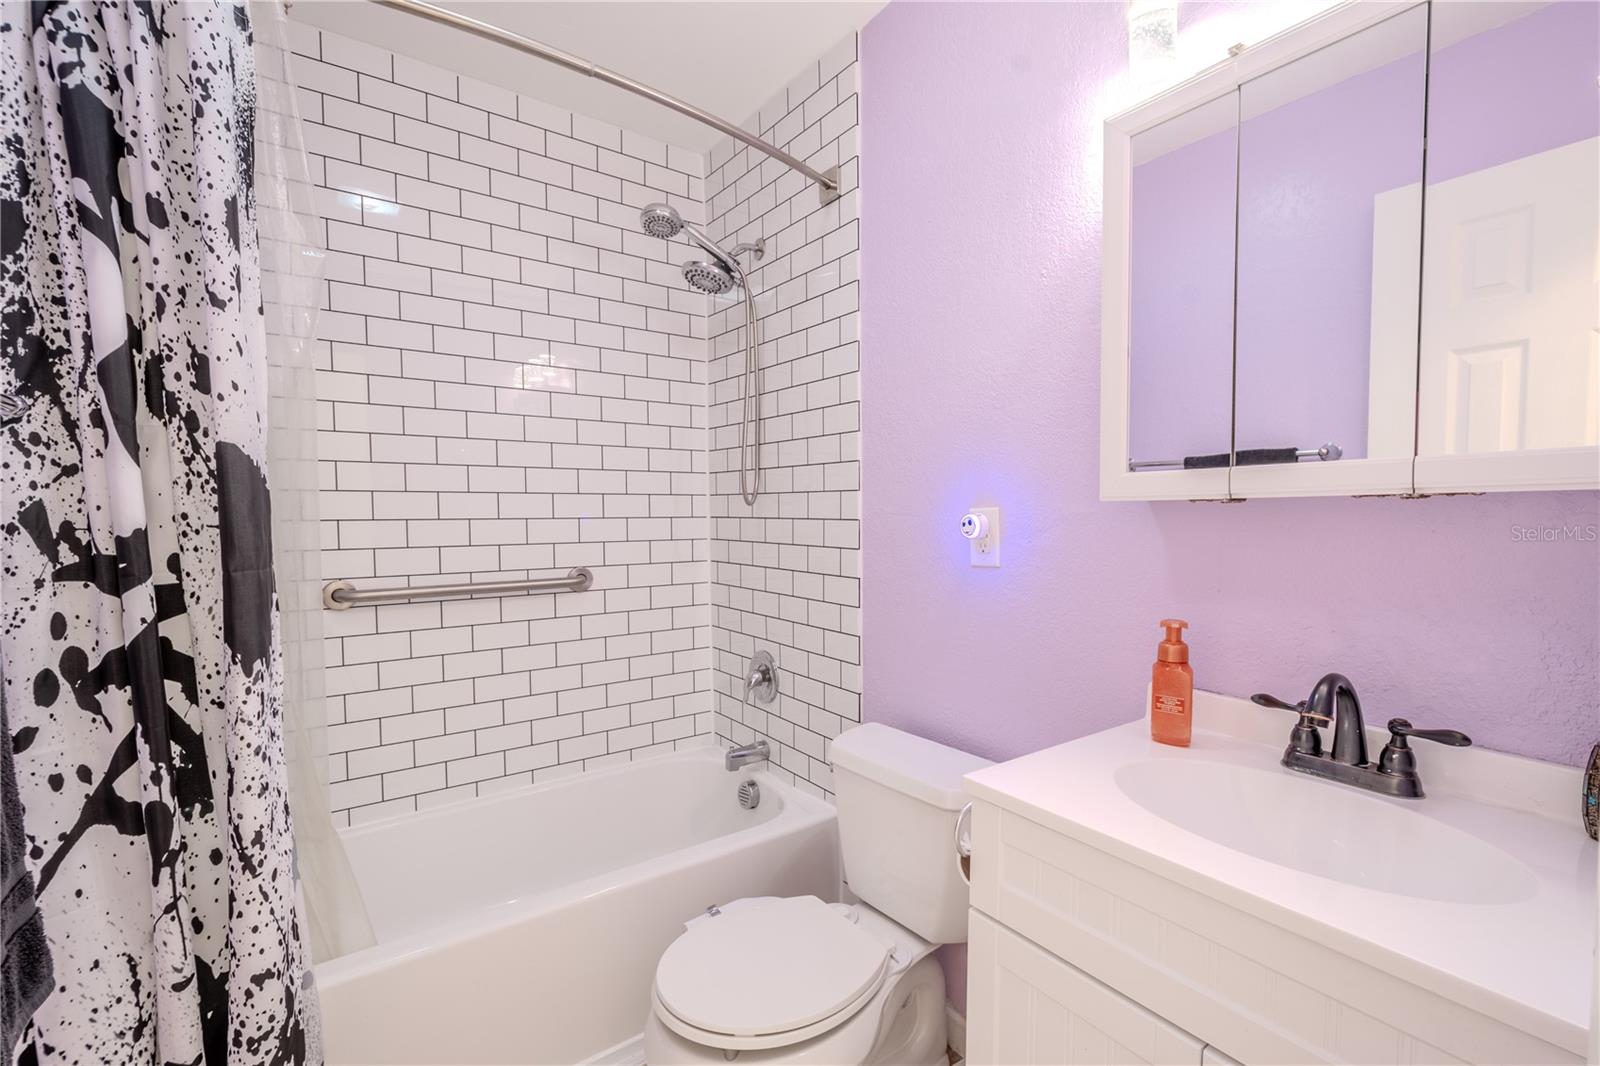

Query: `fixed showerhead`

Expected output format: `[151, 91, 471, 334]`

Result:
[639, 203, 684, 240]
[682, 259, 736, 295]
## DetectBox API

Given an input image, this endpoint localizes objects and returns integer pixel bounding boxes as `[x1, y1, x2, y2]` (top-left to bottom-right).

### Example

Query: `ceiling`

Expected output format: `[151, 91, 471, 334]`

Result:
[289, 1, 887, 155]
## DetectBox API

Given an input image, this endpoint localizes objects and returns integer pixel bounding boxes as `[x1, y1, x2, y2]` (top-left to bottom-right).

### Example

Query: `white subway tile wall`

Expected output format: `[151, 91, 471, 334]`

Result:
[704, 37, 861, 798]
[291, 24, 718, 823]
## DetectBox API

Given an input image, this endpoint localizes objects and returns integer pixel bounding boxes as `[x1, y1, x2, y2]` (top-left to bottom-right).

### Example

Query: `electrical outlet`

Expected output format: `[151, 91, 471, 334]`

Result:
[962, 507, 1001, 568]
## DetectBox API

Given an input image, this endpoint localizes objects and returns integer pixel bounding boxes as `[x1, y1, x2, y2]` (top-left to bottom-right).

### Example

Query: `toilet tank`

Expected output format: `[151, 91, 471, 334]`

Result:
[829, 724, 992, 944]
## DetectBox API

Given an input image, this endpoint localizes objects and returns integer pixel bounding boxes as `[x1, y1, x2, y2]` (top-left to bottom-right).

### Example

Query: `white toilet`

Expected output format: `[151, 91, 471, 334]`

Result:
[644, 724, 991, 1065]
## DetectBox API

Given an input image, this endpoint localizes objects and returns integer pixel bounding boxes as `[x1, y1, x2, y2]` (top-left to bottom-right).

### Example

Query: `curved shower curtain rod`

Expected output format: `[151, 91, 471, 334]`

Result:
[366, 0, 841, 203]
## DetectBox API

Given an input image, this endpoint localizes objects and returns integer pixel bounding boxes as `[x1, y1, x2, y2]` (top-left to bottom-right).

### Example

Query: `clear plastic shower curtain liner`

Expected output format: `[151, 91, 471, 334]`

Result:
[253, 1, 377, 965]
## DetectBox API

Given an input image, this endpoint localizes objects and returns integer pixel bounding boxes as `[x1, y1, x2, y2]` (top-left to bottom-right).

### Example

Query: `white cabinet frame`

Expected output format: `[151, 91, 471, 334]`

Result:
[1101, 0, 1597, 500]
[1102, 2, 1420, 502]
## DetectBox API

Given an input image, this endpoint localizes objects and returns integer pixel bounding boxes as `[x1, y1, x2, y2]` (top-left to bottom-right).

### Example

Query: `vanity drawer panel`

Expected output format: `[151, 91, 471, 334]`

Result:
[968, 802, 1574, 1065]
[968, 910, 1205, 1066]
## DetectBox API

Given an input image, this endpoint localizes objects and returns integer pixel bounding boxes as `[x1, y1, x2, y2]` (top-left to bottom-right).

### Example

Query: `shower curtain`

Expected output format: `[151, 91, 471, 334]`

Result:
[250, 0, 375, 967]
[1, 2, 316, 1062]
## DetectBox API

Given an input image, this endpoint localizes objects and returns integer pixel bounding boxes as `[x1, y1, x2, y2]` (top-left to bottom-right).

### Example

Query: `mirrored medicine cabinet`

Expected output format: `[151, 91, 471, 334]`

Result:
[1101, 0, 1600, 500]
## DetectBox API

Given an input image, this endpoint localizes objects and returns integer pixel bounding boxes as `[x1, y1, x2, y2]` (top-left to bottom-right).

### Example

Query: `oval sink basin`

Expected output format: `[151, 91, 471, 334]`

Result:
[1114, 759, 1538, 904]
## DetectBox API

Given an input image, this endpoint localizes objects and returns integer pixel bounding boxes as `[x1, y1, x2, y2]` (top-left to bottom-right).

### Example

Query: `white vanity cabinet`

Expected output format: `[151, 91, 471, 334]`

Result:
[968, 910, 1206, 1065]
[959, 702, 1593, 1066]
[962, 800, 1578, 1066]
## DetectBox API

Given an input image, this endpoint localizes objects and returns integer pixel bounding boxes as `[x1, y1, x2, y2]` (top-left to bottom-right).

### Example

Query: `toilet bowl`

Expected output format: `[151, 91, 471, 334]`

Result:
[643, 725, 992, 1066]
[643, 897, 947, 1066]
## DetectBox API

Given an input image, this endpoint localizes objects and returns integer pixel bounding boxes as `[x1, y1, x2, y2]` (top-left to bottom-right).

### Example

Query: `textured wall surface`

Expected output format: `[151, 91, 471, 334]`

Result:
[862, 0, 1599, 1007]
[862, 0, 1598, 769]
[704, 38, 862, 797]
[289, 25, 714, 823]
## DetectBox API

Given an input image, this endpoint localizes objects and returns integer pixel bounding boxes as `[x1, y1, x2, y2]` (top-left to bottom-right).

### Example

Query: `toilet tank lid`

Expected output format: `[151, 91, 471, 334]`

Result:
[830, 724, 992, 810]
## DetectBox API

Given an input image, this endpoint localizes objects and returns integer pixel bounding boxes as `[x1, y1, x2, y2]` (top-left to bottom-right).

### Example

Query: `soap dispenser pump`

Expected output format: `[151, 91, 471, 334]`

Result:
[1150, 618, 1193, 747]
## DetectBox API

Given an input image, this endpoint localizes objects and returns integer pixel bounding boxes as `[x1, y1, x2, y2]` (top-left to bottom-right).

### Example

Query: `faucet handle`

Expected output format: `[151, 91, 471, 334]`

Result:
[1384, 718, 1471, 747]
[1253, 692, 1330, 758]
[742, 650, 779, 706]
[1378, 718, 1470, 780]
[1250, 692, 1330, 721]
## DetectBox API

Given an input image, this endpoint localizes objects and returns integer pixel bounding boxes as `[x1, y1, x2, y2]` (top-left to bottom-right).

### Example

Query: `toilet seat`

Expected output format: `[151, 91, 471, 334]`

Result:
[653, 896, 892, 1051]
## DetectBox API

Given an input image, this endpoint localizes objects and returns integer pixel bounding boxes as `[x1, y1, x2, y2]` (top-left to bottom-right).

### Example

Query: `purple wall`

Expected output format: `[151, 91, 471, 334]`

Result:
[861, 0, 1598, 1010]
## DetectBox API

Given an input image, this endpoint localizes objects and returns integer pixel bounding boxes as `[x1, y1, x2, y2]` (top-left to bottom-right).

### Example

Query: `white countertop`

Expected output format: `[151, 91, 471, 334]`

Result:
[962, 692, 1597, 1055]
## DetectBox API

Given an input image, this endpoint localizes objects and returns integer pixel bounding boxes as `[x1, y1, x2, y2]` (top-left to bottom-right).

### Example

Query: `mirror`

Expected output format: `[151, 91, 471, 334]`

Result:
[1101, 1, 1599, 501]
[1233, 6, 1429, 490]
[1416, 1, 1599, 482]
[1126, 94, 1238, 476]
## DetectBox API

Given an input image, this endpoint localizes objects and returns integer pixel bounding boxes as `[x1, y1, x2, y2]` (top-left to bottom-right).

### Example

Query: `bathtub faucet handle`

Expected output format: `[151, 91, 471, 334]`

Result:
[742, 650, 779, 707]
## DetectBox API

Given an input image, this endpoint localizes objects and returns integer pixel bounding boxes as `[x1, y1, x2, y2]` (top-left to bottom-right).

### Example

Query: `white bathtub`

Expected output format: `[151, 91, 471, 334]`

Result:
[316, 748, 840, 1065]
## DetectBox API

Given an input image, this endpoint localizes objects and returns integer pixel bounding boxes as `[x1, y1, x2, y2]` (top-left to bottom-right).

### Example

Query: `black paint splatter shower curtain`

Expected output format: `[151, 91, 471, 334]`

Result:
[0, 2, 314, 1063]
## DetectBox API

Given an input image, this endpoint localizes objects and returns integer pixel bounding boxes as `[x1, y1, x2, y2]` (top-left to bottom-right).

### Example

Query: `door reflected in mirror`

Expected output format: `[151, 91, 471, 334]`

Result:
[1234, 5, 1429, 468]
[1418, 0, 1600, 458]
[1127, 94, 1237, 473]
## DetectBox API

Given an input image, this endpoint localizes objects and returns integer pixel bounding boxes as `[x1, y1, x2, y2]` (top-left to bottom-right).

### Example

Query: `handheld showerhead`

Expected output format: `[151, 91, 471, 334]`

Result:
[639, 203, 684, 240]
[682, 260, 737, 295]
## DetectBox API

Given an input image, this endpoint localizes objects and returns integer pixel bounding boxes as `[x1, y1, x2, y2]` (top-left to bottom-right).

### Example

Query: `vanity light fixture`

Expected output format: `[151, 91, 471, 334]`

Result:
[1127, 0, 1180, 87]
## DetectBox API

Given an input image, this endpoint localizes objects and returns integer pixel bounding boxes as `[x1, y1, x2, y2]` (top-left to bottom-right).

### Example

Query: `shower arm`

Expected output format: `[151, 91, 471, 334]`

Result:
[679, 220, 742, 275]
[369, 0, 841, 204]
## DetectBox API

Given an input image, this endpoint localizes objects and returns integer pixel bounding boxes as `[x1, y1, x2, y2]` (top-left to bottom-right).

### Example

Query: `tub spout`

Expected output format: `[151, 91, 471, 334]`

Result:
[725, 740, 770, 772]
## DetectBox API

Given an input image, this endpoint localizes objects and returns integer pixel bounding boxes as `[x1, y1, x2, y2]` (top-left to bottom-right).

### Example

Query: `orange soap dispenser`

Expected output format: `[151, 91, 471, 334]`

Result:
[1150, 618, 1193, 747]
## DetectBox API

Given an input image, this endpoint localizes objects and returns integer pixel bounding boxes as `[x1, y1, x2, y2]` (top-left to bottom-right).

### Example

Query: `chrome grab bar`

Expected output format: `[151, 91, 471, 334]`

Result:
[321, 568, 593, 611]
